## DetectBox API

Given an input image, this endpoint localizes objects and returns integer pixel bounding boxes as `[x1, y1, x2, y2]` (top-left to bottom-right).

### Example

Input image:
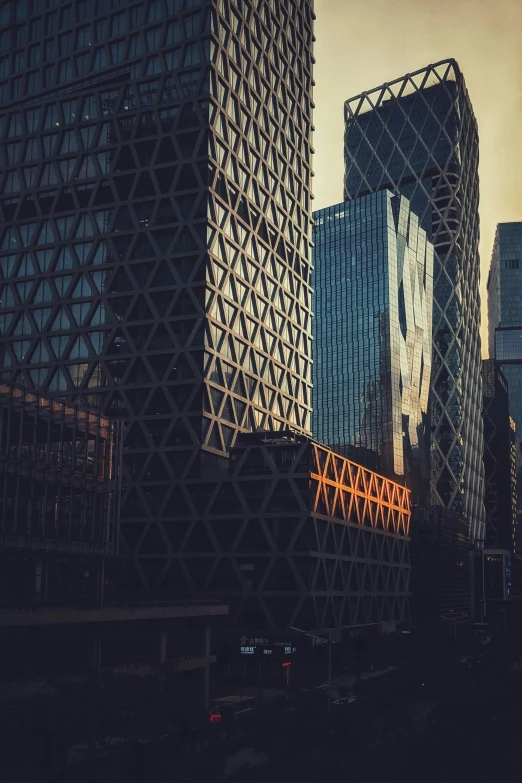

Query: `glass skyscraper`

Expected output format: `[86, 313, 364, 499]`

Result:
[313, 191, 433, 499]
[344, 59, 485, 544]
[0, 0, 315, 592]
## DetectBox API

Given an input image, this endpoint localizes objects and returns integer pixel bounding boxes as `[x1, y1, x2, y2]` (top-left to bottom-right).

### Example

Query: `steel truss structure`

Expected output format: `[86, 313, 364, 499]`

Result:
[180, 433, 411, 632]
[344, 59, 485, 544]
[0, 382, 120, 606]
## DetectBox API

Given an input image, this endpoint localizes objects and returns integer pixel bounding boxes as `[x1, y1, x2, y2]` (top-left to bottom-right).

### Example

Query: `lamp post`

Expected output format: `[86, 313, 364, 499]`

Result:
[500, 607, 507, 635]
[480, 548, 487, 624]
[327, 629, 332, 713]
[290, 625, 341, 713]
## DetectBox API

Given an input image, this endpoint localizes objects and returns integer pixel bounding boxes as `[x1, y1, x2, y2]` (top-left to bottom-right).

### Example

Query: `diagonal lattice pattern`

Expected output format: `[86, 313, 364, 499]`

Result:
[0, 0, 315, 591]
[344, 59, 485, 544]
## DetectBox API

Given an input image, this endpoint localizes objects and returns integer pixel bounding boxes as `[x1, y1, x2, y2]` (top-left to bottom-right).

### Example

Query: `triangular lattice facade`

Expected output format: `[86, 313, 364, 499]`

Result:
[0, 0, 315, 592]
[188, 434, 411, 632]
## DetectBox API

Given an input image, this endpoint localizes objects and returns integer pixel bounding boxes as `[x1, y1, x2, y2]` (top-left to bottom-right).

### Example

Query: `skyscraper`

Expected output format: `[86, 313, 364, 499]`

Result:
[0, 0, 315, 592]
[344, 59, 485, 545]
[312, 191, 433, 499]
[482, 359, 517, 551]
[488, 224, 522, 472]
[488, 222, 522, 552]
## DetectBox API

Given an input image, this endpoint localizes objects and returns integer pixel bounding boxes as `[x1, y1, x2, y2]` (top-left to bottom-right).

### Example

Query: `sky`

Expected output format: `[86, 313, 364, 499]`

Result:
[312, 0, 522, 355]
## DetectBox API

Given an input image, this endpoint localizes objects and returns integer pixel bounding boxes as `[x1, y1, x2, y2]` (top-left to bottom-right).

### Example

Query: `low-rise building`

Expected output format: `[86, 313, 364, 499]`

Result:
[207, 431, 411, 633]
[0, 383, 226, 714]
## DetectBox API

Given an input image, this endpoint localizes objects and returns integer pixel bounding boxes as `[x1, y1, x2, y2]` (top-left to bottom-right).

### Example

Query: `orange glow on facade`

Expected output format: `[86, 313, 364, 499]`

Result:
[311, 443, 411, 539]
[215, 433, 412, 630]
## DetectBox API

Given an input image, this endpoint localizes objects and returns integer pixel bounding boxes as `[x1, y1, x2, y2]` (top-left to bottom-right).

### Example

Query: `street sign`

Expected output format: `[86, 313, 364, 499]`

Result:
[239, 636, 270, 646]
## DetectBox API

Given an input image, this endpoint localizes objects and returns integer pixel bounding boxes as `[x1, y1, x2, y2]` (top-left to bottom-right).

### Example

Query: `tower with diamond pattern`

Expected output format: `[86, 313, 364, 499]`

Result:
[344, 59, 486, 545]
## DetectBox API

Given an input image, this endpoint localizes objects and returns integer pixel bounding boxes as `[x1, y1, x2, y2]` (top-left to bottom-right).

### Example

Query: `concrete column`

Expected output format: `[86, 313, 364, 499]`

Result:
[204, 621, 211, 710]
[87, 626, 102, 678]
[157, 623, 168, 665]
[98, 558, 105, 610]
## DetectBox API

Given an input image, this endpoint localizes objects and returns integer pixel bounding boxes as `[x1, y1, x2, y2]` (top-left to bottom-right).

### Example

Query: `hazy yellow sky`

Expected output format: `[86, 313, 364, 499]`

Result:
[313, 0, 522, 355]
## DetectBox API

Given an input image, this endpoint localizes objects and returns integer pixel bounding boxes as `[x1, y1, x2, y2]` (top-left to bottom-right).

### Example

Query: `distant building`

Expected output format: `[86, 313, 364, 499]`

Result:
[344, 59, 485, 545]
[488, 223, 522, 360]
[482, 360, 517, 552]
[409, 506, 473, 623]
[487, 223, 522, 549]
[482, 551, 512, 603]
[312, 191, 433, 501]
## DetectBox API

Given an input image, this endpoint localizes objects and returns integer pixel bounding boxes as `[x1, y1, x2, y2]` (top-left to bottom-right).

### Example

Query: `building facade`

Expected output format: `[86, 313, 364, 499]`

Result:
[0, 382, 225, 762]
[344, 59, 485, 545]
[487, 223, 522, 486]
[482, 359, 517, 552]
[312, 191, 433, 499]
[217, 432, 411, 632]
[409, 505, 473, 623]
[0, 382, 120, 606]
[0, 0, 315, 593]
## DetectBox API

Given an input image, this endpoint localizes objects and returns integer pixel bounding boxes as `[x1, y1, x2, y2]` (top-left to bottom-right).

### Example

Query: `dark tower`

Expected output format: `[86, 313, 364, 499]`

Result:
[482, 359, 517, 552]
[487, 222, 522, 548]
[0, 0, 315, 593]
[344, 60, 485, 545]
